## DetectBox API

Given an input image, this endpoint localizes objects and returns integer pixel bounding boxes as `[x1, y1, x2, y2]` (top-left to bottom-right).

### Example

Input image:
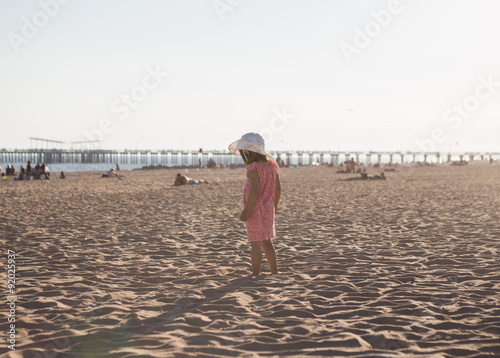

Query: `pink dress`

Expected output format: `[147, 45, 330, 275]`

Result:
[243, 160, 279, 242]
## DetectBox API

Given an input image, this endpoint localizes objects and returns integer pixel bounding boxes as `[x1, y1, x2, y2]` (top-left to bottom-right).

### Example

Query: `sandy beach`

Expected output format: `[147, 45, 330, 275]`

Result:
[1, 163, 499, 357]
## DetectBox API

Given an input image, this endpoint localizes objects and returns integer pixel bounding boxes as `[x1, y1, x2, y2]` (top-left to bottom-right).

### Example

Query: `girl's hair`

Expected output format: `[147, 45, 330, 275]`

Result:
[239, 150, 268, 165]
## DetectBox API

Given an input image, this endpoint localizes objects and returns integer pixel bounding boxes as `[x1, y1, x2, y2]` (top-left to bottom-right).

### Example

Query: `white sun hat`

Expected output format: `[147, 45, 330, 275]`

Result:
[228, 132, 273, 160]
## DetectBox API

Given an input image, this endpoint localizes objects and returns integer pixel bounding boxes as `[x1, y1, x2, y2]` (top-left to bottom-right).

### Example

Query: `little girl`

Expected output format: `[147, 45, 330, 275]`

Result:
[229, 133, 281, 277]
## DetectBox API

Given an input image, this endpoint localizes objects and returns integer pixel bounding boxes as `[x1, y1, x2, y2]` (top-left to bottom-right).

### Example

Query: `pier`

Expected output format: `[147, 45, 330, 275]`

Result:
[1, 149, 499, 169]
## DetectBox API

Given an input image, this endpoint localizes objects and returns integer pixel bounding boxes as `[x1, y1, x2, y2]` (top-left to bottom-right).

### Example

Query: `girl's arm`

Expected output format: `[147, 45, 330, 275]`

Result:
[274, 173, 281, 213]
[240, 171, 259, 221]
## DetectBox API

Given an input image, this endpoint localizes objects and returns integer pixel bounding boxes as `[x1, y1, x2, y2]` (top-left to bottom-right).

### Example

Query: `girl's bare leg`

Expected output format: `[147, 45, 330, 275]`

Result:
[262, 239, 279, 274]
[251, 242, 263, 277]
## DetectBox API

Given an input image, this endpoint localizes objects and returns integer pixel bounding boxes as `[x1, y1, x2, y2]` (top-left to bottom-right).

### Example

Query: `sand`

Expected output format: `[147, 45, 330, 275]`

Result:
[1, 163, 499, 357]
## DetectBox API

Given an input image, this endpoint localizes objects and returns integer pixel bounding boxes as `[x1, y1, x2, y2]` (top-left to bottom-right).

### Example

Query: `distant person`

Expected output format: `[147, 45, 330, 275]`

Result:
[41, 164, 50, 179]
[174, 174, 208, 185]
[228, 132, 280, 277]
[15, 166, 25, 180]
[102, 168, 120, 178]
[26, 160, 32, 173]
[342, 172, 386, 181]
[343, 172, 369, 181]
[16, 167, 30, 180]
[275, 155, 289, 168]
[116, 163, 120, 171]
[344, 158, 356, 173]
[34, 168, 42, 180]
[6, 165, 15, 176]
[17, 166, 30, 180]
[34, 163, 47, 179]
[207, 158, 217, 169]
[60, 171, 66, 179]
[337, 163, 350, 173]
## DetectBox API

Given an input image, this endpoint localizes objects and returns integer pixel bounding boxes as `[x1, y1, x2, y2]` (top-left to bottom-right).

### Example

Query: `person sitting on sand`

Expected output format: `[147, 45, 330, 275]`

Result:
[275, 156, 290, 168]
[174, 174, 208, 185]
[60, 171, 66, 179]
[6, 164, 15, 176]
[16, 167, 30, 181]
[33, 163, 47, 180]
[15, 165, 31, 180]
[207, 158, 217, 169]
[42, 163, 50, 179]
[33, 168, 42, 180]
[35, 163, 41, 178]
[15, 166, 24, 180]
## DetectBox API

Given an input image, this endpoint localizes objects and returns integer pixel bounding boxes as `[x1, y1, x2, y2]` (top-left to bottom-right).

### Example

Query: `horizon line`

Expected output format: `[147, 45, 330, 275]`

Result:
[2, 148, 500, 155]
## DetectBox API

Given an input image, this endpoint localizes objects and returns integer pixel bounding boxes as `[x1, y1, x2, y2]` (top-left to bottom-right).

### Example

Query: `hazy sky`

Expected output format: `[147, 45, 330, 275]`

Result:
[1, 0, 499, 152]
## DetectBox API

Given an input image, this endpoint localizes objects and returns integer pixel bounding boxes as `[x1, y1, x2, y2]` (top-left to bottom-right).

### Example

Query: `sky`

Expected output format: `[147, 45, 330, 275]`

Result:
[1, 0, 499, 153]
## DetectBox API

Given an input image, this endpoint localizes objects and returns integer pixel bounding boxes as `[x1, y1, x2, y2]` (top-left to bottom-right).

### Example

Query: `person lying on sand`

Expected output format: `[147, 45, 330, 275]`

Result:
[343, 172, 386, 181]
[102, 168, 122, 178]
[174, 174, 208, 185]
[343, 172, 368, 180]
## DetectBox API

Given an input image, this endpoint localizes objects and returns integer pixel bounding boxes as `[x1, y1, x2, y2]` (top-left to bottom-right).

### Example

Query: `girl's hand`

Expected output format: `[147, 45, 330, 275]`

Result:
[240, 209, 250, 221]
